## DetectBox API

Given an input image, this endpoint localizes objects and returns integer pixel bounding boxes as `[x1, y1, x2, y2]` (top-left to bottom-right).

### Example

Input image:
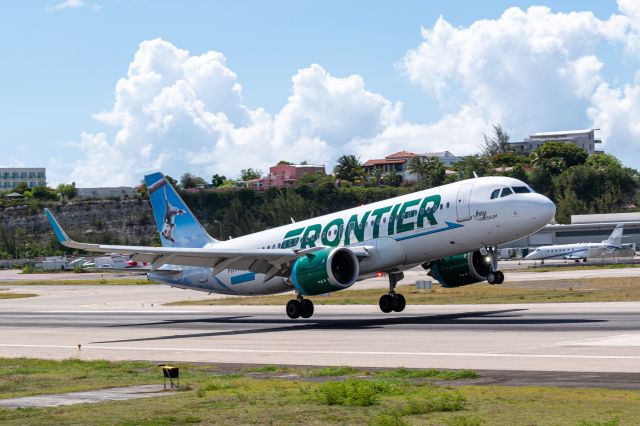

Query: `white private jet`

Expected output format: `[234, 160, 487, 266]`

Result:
[45, 172, 555, 319]
[525, 224, 625, 263]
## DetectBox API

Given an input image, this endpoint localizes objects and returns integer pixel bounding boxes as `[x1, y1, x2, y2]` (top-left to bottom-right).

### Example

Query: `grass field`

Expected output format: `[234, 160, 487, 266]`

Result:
[528, 263, 640, 272]
[0, 290, 36, 300]
[167, 277, 640, 306]
[0, 358, 636, 425]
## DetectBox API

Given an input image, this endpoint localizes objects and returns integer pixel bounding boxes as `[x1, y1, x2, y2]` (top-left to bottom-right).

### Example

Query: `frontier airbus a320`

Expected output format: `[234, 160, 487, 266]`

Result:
[45, 172, 555, 319]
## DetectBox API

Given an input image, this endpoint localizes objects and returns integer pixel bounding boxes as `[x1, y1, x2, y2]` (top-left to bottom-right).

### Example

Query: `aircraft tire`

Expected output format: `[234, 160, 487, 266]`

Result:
[487, 272, 497, 285]
[286, 299, 301, 319]
[379, 294, 395, 313]
[495, 271, 504, 284]
[300, 299, 314, 318]
[392, 294, 406, 312]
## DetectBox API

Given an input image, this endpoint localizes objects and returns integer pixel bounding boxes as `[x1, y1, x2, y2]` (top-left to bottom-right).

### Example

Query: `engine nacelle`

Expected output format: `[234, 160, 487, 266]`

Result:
[291, 247, 360, 296]
[428, 251, 494, 288]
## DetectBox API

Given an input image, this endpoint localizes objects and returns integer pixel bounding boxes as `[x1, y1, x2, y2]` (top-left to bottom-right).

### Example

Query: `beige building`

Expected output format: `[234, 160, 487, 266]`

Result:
[0, 168, 46, 190]
[509, 129, 602, 154]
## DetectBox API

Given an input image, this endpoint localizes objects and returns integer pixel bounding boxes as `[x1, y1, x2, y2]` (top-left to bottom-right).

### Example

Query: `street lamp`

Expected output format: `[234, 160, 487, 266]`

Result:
[213, 220, 223, 240]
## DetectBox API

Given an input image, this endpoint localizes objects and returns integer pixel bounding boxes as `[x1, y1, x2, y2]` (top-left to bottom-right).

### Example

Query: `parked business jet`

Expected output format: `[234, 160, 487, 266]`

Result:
[525, 224, 625, 262]
[45, 172, 555, 318]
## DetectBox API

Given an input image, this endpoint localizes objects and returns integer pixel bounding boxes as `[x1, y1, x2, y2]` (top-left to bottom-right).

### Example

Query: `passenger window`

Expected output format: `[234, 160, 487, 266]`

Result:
[512, 186, 530, 194]
[500, 187, 513, 197]
[490, 189, 500, 199]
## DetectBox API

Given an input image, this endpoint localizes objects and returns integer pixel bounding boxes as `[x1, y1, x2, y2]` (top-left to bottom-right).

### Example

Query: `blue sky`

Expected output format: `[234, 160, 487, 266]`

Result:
[1, 1, 639, 186]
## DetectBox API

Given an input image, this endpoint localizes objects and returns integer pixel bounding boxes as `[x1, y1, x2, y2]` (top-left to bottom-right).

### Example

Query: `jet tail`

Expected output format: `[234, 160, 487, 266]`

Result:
[144, 172, 216, 248]
[603, 224, 624, 248]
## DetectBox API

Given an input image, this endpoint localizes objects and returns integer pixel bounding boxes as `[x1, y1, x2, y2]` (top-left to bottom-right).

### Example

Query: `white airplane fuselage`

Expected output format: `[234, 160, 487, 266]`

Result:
[525, 242, 614, 261]
[150, 176, 555, 295]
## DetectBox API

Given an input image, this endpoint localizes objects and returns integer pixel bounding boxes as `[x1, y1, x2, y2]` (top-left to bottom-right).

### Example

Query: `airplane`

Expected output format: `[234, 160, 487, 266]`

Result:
[45, 172, 555, 319]
[524, 224, 625, 263]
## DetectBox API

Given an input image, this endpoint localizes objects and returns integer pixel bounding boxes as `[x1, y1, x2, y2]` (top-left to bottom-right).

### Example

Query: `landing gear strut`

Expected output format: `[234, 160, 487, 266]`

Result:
[379, 272, 406, 313]
[286, 295, 314, 319]
[484, 246, 504, 285]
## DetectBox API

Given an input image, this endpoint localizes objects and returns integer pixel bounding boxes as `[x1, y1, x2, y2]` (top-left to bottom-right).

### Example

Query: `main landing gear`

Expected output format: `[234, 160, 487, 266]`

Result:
[286, 296, 314, 319]
[379, 272, 406, 313]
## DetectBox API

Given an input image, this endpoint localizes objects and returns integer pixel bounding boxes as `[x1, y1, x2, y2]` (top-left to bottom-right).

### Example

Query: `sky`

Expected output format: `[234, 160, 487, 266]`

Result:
[2, 0, 640, 186]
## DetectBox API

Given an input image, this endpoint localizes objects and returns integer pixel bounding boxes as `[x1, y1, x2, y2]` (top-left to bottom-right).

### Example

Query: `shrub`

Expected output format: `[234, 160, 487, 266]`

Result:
[316, 379, 393, 406]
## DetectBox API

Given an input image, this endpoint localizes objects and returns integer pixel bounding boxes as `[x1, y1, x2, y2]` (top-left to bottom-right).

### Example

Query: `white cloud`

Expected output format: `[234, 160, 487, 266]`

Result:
[50, 0, 85, 10]
[65, 2, 640, 186]
[400, 4, 640, 160]
[71, 39, 404, 186]
[48, 0, 101, 12]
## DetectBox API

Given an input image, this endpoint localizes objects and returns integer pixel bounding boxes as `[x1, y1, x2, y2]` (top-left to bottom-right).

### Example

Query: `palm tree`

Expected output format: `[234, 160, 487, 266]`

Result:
[333, 155, 364, 183]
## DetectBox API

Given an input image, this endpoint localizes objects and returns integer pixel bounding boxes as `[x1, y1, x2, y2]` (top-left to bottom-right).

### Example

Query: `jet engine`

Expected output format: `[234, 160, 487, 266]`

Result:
[427, 250, 494, 287]
[291, 247, 359, 296]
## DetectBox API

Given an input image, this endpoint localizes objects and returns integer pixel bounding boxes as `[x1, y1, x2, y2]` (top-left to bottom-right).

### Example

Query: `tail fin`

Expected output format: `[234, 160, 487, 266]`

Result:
[144, 172, 216, 248]
[603, 224, 624, 248]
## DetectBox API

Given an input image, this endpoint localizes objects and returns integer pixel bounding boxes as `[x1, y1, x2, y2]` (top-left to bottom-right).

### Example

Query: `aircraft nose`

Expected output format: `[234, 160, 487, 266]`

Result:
[529, 193, 556, 226]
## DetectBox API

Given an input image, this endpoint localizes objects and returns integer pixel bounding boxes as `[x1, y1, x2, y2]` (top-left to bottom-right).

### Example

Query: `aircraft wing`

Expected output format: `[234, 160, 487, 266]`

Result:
[45, 208, 316, 278]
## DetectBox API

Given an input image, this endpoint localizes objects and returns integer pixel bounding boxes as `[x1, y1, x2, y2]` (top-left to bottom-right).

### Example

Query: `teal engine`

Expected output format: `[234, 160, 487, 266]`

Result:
[427, 251, 493, 288]
[291, 247, 360, 296]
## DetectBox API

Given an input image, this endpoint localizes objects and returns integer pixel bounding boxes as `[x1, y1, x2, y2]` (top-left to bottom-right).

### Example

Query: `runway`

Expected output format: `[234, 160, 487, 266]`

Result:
[1, 283, 640, 373]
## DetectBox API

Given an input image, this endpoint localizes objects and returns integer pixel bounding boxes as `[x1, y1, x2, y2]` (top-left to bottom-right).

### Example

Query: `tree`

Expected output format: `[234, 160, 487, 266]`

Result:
[453, 155, 492, 179]
[240, 168, 263, 181]
[277, 160, 292, 165]
[586, 153, 622, 170]
[211, 174, 226, 187]
[13, 182, 29, 194]
[480, 124, 511, 157]
[296, 172, 335, 187]
[333, 155, 364, 183]
[530, 142, 588, 174]
[28, 185, 59, 201]
[57, 182, 77, 199]
[382, 169, 402, 187]
[180, 173, 207, 189]
[165, 175, 179, 188]
[408, 157, 445, 188]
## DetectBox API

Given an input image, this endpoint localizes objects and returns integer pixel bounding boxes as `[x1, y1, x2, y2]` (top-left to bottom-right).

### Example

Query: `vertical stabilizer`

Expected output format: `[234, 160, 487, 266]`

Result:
[603, 224, 624, 248]
[144, 172, 215, 248]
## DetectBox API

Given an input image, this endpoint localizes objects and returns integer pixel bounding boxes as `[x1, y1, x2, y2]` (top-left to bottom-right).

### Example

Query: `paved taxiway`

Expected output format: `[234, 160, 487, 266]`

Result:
[2, 282, 640, 373]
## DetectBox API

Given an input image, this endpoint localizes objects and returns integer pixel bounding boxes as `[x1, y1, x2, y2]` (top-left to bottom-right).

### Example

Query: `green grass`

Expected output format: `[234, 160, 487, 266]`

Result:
[0, 358, 638, 425]
[166, 277, 640, 306]
[374, 367, 480, 380]
[0, 291, 36, 300]
[529, 263, 640, 272]
[302, 366, 361, 377]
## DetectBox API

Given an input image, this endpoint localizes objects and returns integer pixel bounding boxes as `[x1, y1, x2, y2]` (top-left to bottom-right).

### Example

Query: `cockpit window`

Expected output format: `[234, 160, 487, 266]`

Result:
[500, 187, 513, 197]
[512, 186, 531, 194]
[490, 189, 500, 199]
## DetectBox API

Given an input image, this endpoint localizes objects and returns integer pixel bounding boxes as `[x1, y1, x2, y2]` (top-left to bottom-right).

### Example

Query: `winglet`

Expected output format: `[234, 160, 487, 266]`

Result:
[44, 208, 71, 244]
[44, 208, 99, 251]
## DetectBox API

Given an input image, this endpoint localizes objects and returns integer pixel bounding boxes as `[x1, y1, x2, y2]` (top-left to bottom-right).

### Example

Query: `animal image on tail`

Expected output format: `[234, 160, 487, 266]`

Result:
[146, 176, 185, 244]
[144, 173, 213, 248]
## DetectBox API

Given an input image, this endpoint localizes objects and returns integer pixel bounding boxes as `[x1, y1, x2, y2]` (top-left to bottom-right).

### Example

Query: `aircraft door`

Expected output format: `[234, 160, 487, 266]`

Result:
[456, 184, 474, 222]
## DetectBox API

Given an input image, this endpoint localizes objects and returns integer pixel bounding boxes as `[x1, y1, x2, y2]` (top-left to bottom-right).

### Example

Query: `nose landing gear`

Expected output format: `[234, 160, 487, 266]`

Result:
[378, 272, 406, 313]
[484, 246, 504, 285]
[487, 270, 504, 285]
